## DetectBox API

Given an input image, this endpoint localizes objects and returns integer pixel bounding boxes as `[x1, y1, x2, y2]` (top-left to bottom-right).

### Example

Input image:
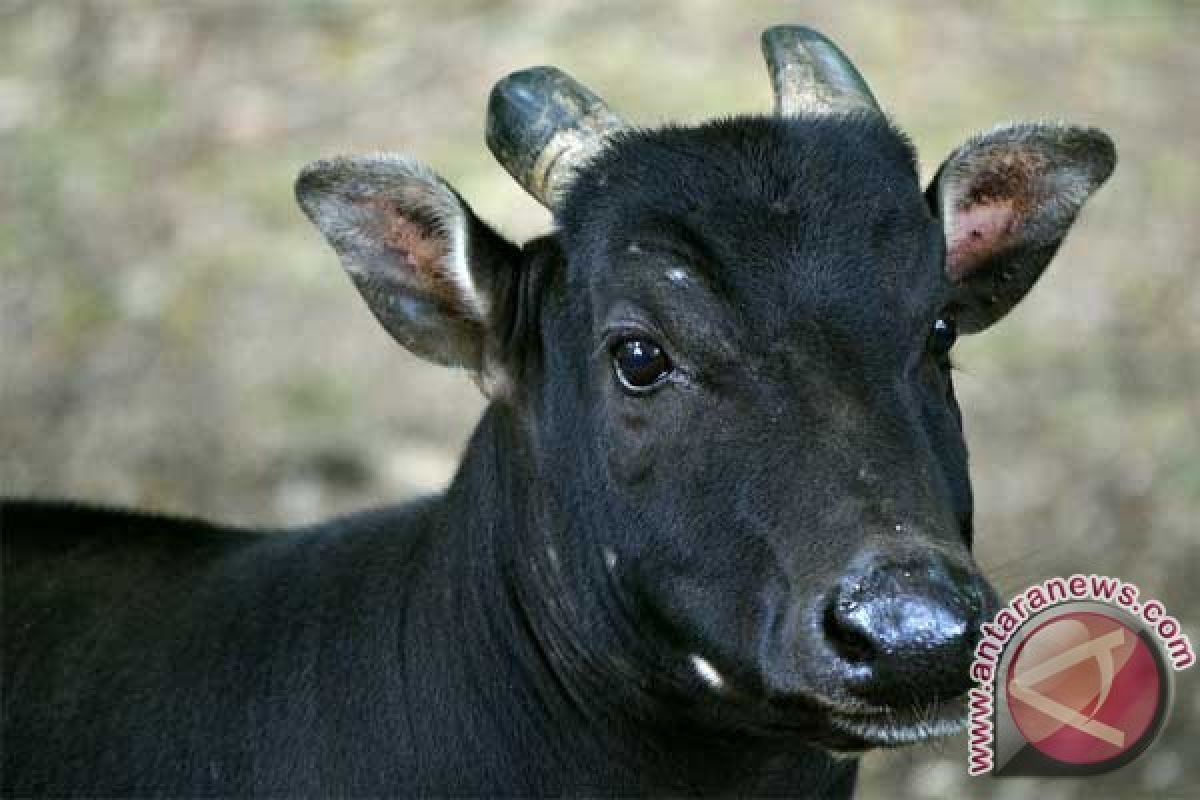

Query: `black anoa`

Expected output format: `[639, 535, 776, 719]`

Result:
[2, 26, 1114, 798]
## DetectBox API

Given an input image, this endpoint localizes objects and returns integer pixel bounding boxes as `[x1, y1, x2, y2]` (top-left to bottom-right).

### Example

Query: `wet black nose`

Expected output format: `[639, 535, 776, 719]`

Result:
[822, 553, 992, 702]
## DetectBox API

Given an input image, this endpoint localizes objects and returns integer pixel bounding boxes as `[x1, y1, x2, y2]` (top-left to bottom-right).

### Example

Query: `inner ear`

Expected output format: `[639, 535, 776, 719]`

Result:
[942, 182, 1024, 283]
[296, 155, 515, 373]
[928, 124, 1115, 332]
[934, 136, 1065, 281]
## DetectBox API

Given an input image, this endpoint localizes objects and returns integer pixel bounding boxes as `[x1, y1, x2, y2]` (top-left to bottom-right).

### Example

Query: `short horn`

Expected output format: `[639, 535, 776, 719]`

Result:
[486, 66, 625, 210]
[761, 26, 879, 115]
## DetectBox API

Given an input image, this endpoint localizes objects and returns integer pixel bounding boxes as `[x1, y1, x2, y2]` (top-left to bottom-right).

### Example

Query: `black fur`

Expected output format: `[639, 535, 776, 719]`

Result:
[3, 108, 1112, 797]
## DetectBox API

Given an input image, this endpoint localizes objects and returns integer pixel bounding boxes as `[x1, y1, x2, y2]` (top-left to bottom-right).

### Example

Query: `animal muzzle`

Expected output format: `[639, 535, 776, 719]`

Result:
[819, 548, 997, 706]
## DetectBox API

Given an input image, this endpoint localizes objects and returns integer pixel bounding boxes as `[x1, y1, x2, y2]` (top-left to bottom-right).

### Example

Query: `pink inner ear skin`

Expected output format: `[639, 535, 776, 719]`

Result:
[946, 199, 1020, 282]
[382, 213, 443, 273]
[354, 196, 459, 305]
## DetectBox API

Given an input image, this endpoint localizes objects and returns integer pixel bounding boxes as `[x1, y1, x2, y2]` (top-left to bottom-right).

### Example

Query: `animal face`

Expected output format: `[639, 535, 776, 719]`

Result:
[542, 115, 980, 739]
[296, 27, 1114, 749]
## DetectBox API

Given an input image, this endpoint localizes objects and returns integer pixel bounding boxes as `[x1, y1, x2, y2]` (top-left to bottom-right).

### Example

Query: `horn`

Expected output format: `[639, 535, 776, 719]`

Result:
[486, 66, 626, 210]
[761, 26, 880, 115]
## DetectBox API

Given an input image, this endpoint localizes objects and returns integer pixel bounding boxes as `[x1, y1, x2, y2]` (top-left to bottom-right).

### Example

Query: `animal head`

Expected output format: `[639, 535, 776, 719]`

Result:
[296, 26, 1114, 750]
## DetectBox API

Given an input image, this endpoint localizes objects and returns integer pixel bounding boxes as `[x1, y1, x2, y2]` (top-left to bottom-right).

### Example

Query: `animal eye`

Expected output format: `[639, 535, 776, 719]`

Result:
[928, 316, 958, 358]
[612, 338, 672, 392]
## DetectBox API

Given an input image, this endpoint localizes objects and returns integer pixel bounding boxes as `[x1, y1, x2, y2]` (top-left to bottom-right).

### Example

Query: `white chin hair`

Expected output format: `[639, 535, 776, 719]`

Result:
[826, 701, 967, 750]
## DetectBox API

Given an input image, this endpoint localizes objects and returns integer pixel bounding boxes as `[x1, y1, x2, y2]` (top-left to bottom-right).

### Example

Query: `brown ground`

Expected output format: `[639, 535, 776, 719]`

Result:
[2, 2, 1197, 798]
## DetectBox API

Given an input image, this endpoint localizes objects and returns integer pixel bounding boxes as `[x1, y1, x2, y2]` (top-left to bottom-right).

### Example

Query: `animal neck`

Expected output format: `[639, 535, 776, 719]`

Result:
[429, 403, 859, 796]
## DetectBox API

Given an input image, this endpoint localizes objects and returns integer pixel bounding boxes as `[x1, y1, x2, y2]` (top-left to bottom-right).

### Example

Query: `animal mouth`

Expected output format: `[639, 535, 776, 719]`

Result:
[823, 696, 967, 749]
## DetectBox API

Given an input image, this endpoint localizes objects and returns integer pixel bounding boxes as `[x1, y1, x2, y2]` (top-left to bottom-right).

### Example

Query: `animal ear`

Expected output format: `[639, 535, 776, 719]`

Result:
[927, 124, 1115, 333]
[295, 154, 520, 383]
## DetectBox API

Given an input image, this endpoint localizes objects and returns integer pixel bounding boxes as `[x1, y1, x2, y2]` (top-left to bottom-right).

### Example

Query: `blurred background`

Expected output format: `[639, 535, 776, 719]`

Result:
[1, 1, 1196, 797]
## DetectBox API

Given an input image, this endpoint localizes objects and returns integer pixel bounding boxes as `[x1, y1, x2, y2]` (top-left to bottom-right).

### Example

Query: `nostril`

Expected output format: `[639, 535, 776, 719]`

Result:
[822, 587, 876, 664]
[822, 559, 991, 658]
[819, 555, 994, 704]
[973, 573, 1001, 624]
[961, 575, 997, 648]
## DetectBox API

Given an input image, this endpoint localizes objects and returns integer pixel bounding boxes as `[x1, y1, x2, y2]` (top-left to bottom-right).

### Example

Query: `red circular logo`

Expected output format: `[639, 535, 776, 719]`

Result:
[1006, 611, 1162, 765]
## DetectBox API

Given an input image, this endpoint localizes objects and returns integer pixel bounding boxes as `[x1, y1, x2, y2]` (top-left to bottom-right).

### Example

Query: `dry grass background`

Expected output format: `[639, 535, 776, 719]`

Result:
[1, 1, 1197, 798]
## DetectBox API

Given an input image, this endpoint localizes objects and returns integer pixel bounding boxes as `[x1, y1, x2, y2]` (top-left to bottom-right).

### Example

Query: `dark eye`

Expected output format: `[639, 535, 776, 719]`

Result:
[612, 338, 672, 392]
[928, 316, 958, 358]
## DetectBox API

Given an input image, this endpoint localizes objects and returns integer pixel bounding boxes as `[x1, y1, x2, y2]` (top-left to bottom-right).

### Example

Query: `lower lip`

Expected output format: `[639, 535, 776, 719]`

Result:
[826, 707, 967, 747]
